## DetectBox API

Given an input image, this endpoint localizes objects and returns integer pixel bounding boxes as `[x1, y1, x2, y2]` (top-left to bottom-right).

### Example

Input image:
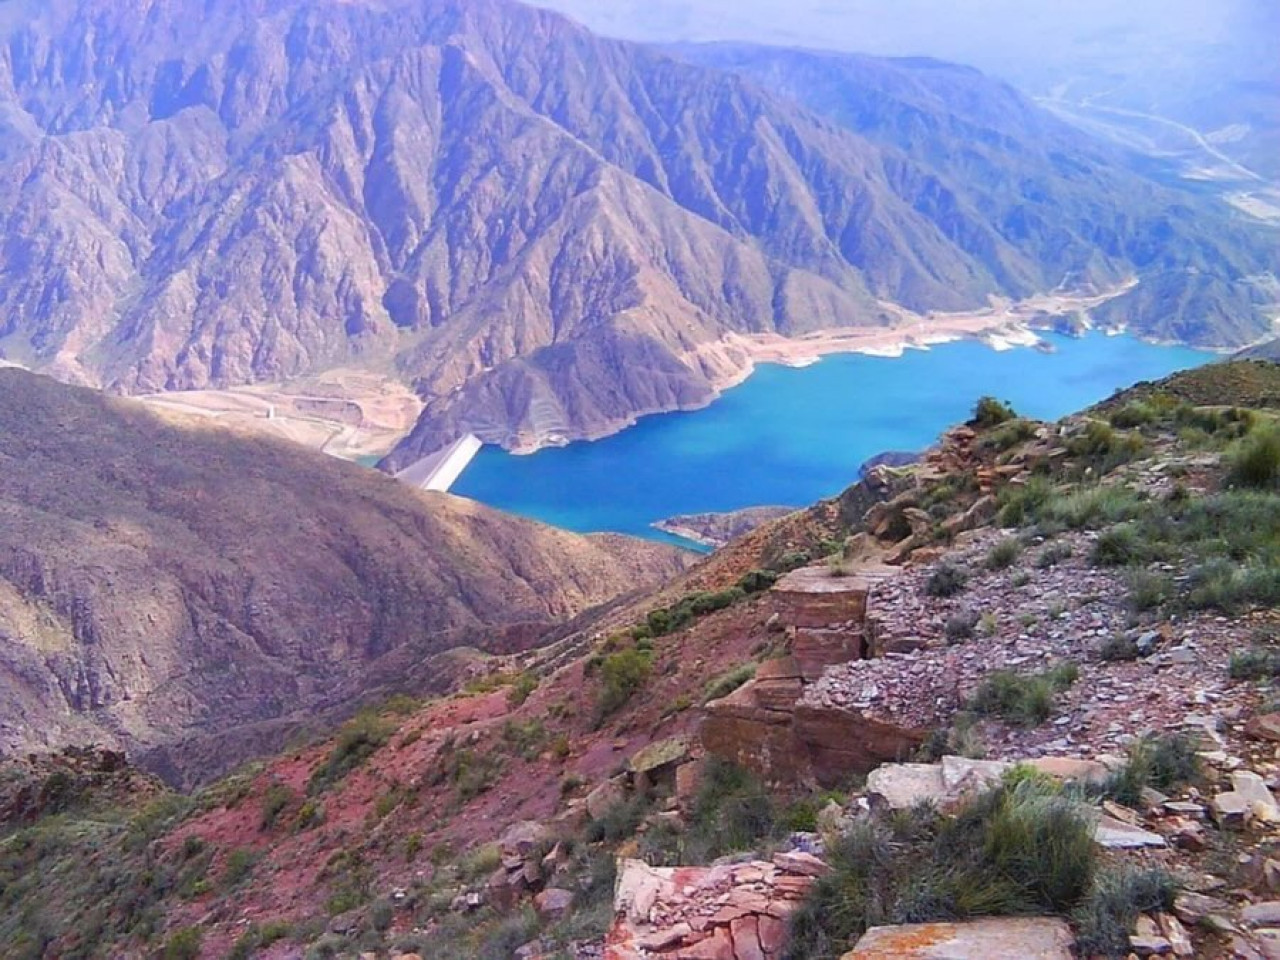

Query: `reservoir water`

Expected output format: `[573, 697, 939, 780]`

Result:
[451, 333, 1211, 543]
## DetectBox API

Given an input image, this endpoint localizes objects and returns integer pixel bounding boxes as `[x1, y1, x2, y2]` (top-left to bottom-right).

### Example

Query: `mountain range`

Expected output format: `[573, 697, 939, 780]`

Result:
[0, 368, 689, 786]
[0, 0, 1274, 465]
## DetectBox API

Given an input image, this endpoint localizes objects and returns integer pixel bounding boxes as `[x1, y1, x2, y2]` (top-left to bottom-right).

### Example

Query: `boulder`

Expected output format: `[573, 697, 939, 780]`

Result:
[628, 735, 692, 777]
[534, 887, 574, 919]
[1247, 714, 1280, 743]
[1244, 903, 1280, 927]
[1093, 813, 1166, 849]
[1026, 756, 1110, 785]
[499, 820, 551, 857]
[1172, 891, 1230, 925]
[843, 917, 1073, 959]
[586, 779, 628, 821]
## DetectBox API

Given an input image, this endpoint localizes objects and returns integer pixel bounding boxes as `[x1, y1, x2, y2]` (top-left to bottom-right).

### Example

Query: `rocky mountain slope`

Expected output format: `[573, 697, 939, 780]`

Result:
[2, 360, 1276, 959]
[0, 0, 1274, 463]
[0, 368, 690, 787]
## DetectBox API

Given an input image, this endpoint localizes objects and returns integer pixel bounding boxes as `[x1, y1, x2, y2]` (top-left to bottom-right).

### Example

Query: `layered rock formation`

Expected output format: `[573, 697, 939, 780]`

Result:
[0, 369, 690, 784]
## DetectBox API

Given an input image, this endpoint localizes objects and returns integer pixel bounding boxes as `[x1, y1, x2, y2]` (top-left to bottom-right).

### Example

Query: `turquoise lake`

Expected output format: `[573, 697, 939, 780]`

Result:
[451, 333, 1212, 544]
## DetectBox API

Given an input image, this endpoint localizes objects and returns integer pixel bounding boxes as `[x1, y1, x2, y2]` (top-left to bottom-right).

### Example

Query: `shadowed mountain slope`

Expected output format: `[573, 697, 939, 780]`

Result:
[0, 368, 690, 785]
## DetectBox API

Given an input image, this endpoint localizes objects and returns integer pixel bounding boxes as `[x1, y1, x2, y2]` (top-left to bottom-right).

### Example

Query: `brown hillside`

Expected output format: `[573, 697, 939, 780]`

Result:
[0, 369, 691, 786]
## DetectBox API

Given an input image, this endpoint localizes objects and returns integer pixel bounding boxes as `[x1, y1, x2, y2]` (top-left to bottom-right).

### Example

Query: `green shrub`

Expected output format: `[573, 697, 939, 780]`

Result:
[308, 712, 395, 794]
[1091, 524, 1144, 567]
[1230, 645, 1280, 680]
[230, 921, 292, 960]
[1073, 868, 1176, 958]
[222, 848, 258, 888]
[1187, 558, 1280, 613]
[973, 396, 1016, 428]
[997, 477, 1053, 526]
[597, 648, 653, 719]
[260, 782, 295, 831]
[690, 759, 777, 857]
[507, 672, 538, 707]
[924, 562, 969, 598]
[1228, 427, 1280, 490]
[738, 569, 779, 594]
[1034, 541, 1073, 568]
[970, 664, 1075, 727]
[162, 927, 203, 960]
[703, 663, 756, 703]
[985, 537, 1022, 570]
[1127, 570, 1172, 612]
[1099, 636, 1141, 662]
[1103, 734, 1201, 806]
[1108, 401, 1157, 429]
[984, 418, 1037, 452]
[785, 779, 1096, 959]
[944, 609, 980, 643]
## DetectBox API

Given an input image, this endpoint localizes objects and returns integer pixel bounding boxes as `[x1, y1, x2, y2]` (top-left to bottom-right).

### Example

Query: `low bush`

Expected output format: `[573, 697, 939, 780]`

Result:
[1034, 541, 1073, 568]
[1073, 868, 1176, 958]
[944, 609, 981, 643]
[924, 562, 969, 598]
[1228, 427, 1280, 490]
[260, 782, 295, 831]
[1127, 570, 1172, 612]
[1091, 524, 1145, 567]
[1187, 558, 1280, 614]
[1099, 635, 1141, 662]
[1230, 645, 1280, 681]
[222, 848, 258, 888]
[703, 663, 756, 704]
[785, 778, 1096, 959]
[596, 648, 653, 719]
[738, 569, 779, 594]
[308, 712, 395, 794]
[972, 396, 1017, 428]
[506, 672, 538, 707]
[1103, 734, 1201, 807]
[970, 664, 1076, 727]
[985, 537, 1022, 571]
[162, 927, 203, 960]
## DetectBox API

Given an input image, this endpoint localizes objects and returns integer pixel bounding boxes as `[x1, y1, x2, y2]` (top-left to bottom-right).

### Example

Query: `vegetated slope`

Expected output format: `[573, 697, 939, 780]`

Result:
[3, 360, 1276, 959]
[0, 369, 691, 786]
[0, 0, 1273, 464]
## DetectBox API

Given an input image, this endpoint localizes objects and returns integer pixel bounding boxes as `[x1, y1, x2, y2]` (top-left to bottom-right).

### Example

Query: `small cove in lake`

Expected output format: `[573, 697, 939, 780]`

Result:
[449, 333, 1212, 546]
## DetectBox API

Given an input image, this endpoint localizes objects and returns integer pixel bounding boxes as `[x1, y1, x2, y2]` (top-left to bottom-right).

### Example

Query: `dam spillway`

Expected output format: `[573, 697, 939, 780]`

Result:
[395, 433, 483, 492]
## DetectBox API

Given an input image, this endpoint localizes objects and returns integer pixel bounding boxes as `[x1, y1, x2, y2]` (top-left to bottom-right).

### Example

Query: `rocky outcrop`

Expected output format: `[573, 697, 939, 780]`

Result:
[606, 856, 820, 960]
[701, 562, 927, 788]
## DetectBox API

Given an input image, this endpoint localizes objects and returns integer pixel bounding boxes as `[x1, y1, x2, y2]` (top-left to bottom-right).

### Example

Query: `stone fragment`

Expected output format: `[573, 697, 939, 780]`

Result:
[1258, 929, 1280, 960]
[1213, 790, 1251, 829]
[1093, 813, 1166, 849]
[1155, 913, 1194, 958]
[843, 917, 1074, 958]
[730, 915, 765, 960]
[1244, 903, 1280, 927]
[534, 887, 573, 919]
[1248, 714, 1280, 743]
[635, 922, 692, 951]
[586, 779, 627, 821]
[1128, 934, 1172, 956]
[771, 851, 831, 878]
[499, 820, 551, 857]
[1027, 756, 1110, 784]
[1234, 772, 1280, 813]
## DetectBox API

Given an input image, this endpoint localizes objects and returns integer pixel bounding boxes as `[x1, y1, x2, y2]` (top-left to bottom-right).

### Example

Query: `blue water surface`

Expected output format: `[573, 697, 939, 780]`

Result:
[451, 333, 1210, 542]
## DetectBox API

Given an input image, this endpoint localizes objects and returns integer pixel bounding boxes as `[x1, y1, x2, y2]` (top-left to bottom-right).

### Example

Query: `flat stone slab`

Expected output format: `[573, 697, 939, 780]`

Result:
[844, 917, 1074, 959]
[774, 563, 898, 595]
[1093, 813, 1167, 849]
